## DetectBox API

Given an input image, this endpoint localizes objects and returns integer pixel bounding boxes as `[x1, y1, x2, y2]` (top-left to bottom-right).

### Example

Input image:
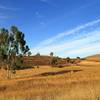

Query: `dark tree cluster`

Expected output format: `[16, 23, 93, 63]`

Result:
[0, 26, 30, 78]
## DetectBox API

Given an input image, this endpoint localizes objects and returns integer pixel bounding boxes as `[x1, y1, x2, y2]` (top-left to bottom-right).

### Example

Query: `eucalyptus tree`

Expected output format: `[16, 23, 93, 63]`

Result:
[0, 26, 30, 79]
[50, 52, 53, 57]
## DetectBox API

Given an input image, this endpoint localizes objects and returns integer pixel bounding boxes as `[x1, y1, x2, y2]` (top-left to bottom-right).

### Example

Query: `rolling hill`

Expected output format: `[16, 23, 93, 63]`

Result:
[86, 54, 100, 62]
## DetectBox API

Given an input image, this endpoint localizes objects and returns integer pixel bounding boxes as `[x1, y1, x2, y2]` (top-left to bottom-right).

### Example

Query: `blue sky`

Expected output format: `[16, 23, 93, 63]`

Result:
[0, 0, 100, 57]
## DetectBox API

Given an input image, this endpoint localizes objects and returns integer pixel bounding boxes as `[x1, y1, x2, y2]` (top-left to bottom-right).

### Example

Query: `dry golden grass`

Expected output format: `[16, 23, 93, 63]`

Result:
[86, 54, 100, 62]
[0, 60, 100, 100]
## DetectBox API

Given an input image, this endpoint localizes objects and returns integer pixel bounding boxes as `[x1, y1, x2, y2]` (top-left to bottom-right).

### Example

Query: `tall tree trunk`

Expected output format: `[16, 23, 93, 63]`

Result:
[7, 64, 11, 79]
[7, 64, 9, 79]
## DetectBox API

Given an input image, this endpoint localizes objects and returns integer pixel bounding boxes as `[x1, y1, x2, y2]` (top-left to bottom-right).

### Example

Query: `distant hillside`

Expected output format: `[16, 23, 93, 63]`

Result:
[23, 56, 51, 67]
[86, 54, 100, 62]
[0, 55, 79, 69]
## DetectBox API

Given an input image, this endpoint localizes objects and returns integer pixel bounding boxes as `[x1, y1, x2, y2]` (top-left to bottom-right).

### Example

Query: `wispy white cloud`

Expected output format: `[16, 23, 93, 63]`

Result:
[31, 19, 100, 57]
[40, 0, 50, 4]
[0, 5, 19, 11]
[39, 19, 100, 46]
[40, 0, 56, 7]
[40, 0, 47, 2]
[32, 30, 100, 53]
[0, 5, 19, 20]
[65, 43, 100, 57]
[0, 14, 10, 19]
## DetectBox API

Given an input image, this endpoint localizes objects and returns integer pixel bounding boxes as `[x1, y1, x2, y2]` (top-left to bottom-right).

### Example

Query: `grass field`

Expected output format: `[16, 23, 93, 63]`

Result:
[0, 60, 100, 100]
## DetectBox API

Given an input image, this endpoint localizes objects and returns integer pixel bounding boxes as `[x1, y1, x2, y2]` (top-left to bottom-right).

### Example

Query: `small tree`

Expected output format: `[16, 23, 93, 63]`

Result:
[66, 57, 71, 63]
[50, 57, 59, 67]
[77, 57, 81, 60]
[50, 52, 53, 57]
[76, 57, 81, 63]
[28, 51, 32, 56]
[36, 53, 40, 56]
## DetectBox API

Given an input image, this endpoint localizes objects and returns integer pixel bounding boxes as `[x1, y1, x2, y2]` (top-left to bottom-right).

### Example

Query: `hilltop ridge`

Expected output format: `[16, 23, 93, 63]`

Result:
[86, 54, 100, 62]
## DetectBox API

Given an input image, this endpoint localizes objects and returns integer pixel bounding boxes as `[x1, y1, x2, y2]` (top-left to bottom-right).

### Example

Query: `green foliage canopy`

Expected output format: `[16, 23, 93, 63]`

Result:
[0, 26, 30, 71]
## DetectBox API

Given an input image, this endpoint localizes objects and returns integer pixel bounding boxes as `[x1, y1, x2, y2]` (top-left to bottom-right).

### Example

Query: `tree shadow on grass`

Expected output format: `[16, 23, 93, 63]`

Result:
[36, 69, 82, 77]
